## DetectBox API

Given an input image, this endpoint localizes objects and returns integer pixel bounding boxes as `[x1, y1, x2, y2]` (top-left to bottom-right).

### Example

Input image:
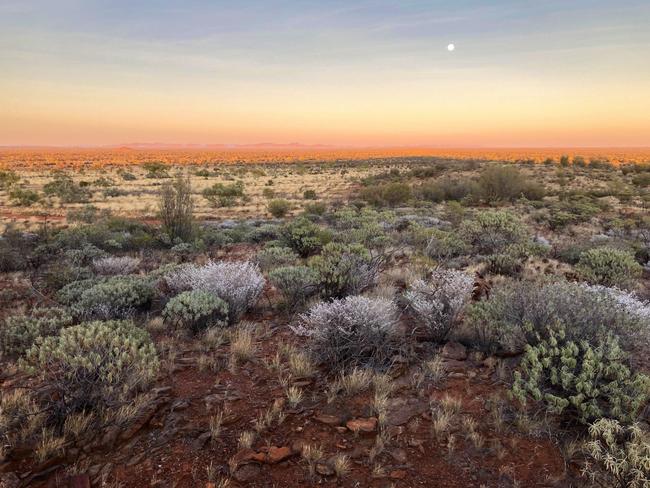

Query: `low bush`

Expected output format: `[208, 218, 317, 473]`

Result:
[92, 256, 141, 275]
[9, 188, 41, 206]
[202, 181, 245, 207]
[43, 174, 90, 203]
[165, 260, 265, 324]
[255, 246, 299, 271]
[404, 269, 473, 341]
[425, 230, 469, 261]
[583, 419, 650, 488]
[475, 165, 545, 202]
[279, 217, 331, 257]
[162, 290, 229, 334]
[360, 182, 411, 207]
[577, 247, 642, 287]
[511, 326, 650, 424]
[21, 320, 159, 419]
[0, 308, 73, 358]
[466, 280, 646, 353]
[159, 176, 194, 242]
[267, 199, 291, 217]
[269, 265, 319, 312]
[460, 210, 528, 255]
[74, 276, 155, 320]
[295, 296, 402, 371]
[309, 242, 380, 299]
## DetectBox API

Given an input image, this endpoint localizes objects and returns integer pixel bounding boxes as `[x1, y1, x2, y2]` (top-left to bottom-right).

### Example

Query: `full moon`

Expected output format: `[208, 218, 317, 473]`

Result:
[447, 43, 455, 51]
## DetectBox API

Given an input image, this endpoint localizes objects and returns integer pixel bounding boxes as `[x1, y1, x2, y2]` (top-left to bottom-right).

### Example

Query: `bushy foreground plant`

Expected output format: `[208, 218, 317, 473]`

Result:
[162, 290, 229, 334]
[511, 326, 650, 424]
[295, 296, 401, 371]
[583, 419, 650, 488]
[268, 266, 319, 312]
[467, 280, 646, 353]
[404, 269, 473, 342]
[0, 308, 72, 358]
[165, 260, 264, 324]
[21, 320, 159, 419]
[309, 242, 380, 299]
[255, 246, 299, 271]
[577, 247, 642, 287]
[279, 217, 331, 257]
[92, 255, 141, 275]
[460, 210, 528, 255]
[73, 275, 155, 320]
[425, 230, 469, 261]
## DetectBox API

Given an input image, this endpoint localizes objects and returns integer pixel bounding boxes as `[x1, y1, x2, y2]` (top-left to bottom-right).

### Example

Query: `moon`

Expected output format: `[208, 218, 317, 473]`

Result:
[447, 43, 455, 52]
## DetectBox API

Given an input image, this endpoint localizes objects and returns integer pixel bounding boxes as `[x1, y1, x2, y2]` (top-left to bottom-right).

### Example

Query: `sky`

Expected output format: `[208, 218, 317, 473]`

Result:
[1, 0, 649, 147]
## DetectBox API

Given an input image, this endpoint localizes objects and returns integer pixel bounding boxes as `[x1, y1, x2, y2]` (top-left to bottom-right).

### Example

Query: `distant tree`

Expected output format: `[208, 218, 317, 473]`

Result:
[159, 175, 194, 242]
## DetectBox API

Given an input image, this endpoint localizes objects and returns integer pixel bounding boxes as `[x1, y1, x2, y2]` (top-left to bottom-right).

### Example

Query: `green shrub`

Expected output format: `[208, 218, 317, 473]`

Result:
[0, 170, 19, 189]
[309, 242, 379, 299]
[583, 419, 650, 488]
[162, 290, 229, 334]
[255, 246, 298, 271]
[475, 166, 545, 202]
[417, 177, 477, 203]
[511, 326, 650, 424]
[43, 175, 90, 203]
[577, 248, 642, 287]
[425, 230, 469, 261]
[74, 276, 155, 320]
[303, 201, 327, 215]
[466, 280, 645, 354]
[267, 198, 291, 217]
[303, 189, 317, 200]
[269, 266, 319, 312]
[143, 162, 170, 178]
[279, 217, 331, 257]
[1, 308, 73, 358]
[460, 210, 528, 255]
[202, 181, 245, 207]
[159, 175, 194, 242]
[22, 320, 159, 418]
[360, 182, 411, 207]
[9, 187, 41, 206]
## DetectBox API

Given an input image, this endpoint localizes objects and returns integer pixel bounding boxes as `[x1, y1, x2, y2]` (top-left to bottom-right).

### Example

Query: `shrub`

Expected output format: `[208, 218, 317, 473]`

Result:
[303, 189, 317, 200]
[255, 246, 298, 272]
[309, 242, 380, 299]
[304, 202, 327, 215]
[9, 188, 41, 206]
[360, 182, 411, 207]
[0, 308, 73, 358]
[417, 178, 477, 203]
[583, 419, 650, 488]
[159, 175, 194, 242]
[279, 217, 331, 257]
[404, 270, 473, 342]
[268, 199, 291, 217]
[577, 247, 642, 287]
[425, 230, 469, 261]
[295, 296, 402, 371]
[162, 290, 229, 334]
[466, 280, 646, 353]
[202, 181, 245, 207]
[143, 162, 170, 178]
[511, 326, 650, 424]
[21, 320, 159, 419]
[165, 260, 265, 324]
[0, 390, 44, 448]
[460, 210, 528, 255]
[269, 266, 319, 312]
[475, 166, 545, 202]
[74, 276, 155, 320]
[0, 170, 19, 189]
[43, 175, 90, 203]
[92, 256, 141, 275]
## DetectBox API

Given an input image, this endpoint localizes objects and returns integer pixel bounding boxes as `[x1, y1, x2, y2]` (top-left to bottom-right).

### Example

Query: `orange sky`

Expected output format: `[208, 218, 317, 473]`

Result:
[1, 1, 649, 147]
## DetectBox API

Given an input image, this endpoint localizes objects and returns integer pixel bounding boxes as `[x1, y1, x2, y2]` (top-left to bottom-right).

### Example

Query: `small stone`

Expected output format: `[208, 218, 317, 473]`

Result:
[441, 342, 467, 361]
[346, 417, 377, 433]
[233, 464, 260, 483]
[192, 431, 212, 450]
[266, 446, 294, 464]
[314, 414, 343, 426]
[389, 469, 407, 480]
[390, 448, 408, 463]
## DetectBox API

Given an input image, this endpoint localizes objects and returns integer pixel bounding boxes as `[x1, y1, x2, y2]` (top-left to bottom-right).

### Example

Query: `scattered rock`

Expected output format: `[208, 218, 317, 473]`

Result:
[192, 431, 212, 450]
[265, 446, 294, 464]
[316, 463, 335, 476]
[389, 469, 408, 480]
[386, 398, 428, 426]
[441, 342, 467, 361]
[233, 464, 260, 483]
[346, 417, 377, 433]
[440, 359, 467, 373]
[314, 414, 344, 426]
[389, 448, 408, 464]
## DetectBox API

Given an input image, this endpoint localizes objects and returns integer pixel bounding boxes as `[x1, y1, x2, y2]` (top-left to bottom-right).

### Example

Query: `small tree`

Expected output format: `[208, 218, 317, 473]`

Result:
[159, 175, 194, 242]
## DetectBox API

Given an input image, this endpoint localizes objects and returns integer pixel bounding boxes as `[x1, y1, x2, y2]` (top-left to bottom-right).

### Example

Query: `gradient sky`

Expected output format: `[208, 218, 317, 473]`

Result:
[1, 0, 649, 147]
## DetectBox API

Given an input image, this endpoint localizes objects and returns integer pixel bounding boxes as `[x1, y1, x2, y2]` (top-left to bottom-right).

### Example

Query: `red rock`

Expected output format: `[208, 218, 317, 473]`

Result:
[389, 469, 407, 479]
[441, 342, 467, 361]
[314, 414, 343, 426]
[346, 417, 377, 433]
[266, 446, 294, 464]
[68, 475, 90, 488]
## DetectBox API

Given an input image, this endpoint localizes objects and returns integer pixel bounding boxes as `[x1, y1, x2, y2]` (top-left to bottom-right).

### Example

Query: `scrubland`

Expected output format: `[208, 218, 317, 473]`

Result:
[0, 154, 649, 487]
